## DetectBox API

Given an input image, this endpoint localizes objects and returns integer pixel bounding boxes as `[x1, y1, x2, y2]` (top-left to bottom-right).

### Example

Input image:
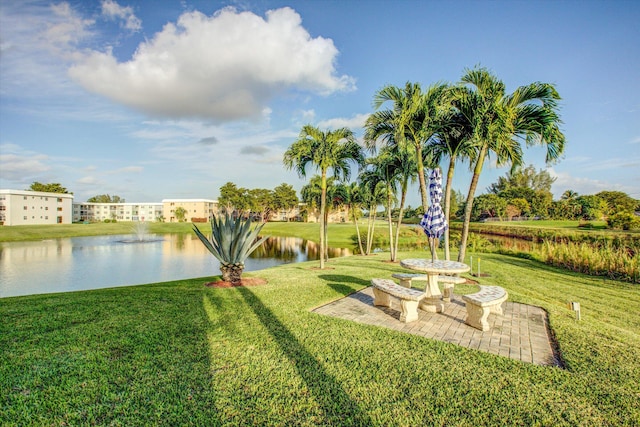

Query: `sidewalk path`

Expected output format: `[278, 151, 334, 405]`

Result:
[313, 286, 562, 367]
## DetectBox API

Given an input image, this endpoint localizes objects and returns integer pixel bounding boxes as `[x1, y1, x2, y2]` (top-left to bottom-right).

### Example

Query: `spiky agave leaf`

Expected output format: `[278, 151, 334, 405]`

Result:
[193, 222, 224, 262]
[193, 211, 270, 265]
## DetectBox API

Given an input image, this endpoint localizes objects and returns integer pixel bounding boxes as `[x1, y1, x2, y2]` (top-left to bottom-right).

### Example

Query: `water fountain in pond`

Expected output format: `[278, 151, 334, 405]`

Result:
[119, 221, 164, 243]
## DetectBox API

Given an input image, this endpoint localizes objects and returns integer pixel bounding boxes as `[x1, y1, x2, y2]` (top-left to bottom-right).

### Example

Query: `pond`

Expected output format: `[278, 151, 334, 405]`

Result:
[0, 234, 352, 298]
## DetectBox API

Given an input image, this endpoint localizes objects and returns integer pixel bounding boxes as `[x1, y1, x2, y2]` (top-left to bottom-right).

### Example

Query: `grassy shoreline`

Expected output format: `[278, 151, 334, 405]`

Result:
[1, 249, 639, 425]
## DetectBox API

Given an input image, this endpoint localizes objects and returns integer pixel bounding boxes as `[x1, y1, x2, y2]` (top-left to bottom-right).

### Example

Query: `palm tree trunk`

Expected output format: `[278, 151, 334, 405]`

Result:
[324, 208, 329, 262]
[319, 170, 327, 269]
[444, 155, 457, 260]
[352, 205, 365, 255]
[415, 145, 429, 213]
[367, 203, 377, 255]
[366, 204, 374, 255]
[386, 185, 395, 261]
[458, 146, 487, 263]
[393, 180, 408, 262]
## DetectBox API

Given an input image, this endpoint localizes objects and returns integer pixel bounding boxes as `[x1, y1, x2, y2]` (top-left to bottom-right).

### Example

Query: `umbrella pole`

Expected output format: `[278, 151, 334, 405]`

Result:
[430, 238, 435, 262]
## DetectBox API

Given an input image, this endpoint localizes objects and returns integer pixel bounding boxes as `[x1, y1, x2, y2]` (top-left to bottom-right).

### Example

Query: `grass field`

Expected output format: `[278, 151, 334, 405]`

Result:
[0, 221, 412, 249]
[1, 248, 639, 425]
[469, 219, 608, 229]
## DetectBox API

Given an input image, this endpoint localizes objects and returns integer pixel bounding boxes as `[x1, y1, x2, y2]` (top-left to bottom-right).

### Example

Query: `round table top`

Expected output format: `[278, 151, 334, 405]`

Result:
[400, 259, 470, 274]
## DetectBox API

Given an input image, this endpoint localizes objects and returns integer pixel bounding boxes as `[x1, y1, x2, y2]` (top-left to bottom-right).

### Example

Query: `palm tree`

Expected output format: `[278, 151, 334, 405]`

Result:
[358, 169, 387, 255]
[370, 145, 419, 261]
[364, 150, 402, 261]
[301, 175, 338, 262]
[561, 190, 581, 219]
[284, 125, 364, 269]
[367, 82, 448, 214]
[345, 181, 366, 255]
[452, 67, 566, 263]
[561, 190, 578, 200]
[424, 108, 475, 260]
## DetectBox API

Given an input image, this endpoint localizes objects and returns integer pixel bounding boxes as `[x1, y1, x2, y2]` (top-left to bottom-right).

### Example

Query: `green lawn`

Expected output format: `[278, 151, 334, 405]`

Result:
[474, 219, 608, 229]
[0, 221, 418, 249]
[1, 249, 638, 425]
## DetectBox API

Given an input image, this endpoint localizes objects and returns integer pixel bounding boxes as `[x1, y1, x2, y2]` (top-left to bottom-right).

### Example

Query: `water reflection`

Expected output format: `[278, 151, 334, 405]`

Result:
[0, 235, 351, 298]
[251, 236, 352, 263]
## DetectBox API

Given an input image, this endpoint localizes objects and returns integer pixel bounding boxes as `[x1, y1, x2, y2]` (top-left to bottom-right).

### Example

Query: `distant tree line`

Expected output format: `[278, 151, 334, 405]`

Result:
[456, 165, 639, 229]
[217, 182, 299, 222]
[86, 194, 126, 203]
[28, 182, 72, 194]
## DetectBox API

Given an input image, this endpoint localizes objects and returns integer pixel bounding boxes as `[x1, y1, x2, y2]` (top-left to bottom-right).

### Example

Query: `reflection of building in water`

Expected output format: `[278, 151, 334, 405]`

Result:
[0, 239, 75, 297]
[161, 234, 206, 255]
[164, 234, 353, 263]
[256, 237, 353, 261]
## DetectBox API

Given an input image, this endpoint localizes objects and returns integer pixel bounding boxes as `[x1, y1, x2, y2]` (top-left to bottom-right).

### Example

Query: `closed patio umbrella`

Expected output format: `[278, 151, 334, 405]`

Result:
[420, 168, 448, 261]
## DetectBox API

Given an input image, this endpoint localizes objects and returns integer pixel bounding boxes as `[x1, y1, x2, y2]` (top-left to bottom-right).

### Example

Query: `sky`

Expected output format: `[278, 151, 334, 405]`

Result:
[1, 0, 639, 206]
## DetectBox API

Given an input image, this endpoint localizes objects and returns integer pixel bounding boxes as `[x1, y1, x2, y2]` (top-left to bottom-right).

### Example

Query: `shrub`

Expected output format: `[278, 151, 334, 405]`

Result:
[193, 212, 269, 283]
[607, 212, 640, 230]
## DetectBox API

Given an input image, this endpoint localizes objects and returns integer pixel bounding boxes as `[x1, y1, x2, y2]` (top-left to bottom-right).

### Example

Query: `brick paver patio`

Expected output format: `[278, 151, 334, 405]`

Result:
[313, 286, 562, 367]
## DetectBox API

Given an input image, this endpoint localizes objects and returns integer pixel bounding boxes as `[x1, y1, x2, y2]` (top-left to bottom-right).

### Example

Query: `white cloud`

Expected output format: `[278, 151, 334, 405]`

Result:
[0, 1, 93, 98]
[300, 109, 316, 121]
[101, 0, 141, 32]
[318, 113, 369, 130]
[46, 2, 95, 48]
[77, 176, 101, 185]
[0, 144, 51, 182]
[106, 166, 144, 174]
[548, 168, 636, 198]
[68, 7, 355, 121]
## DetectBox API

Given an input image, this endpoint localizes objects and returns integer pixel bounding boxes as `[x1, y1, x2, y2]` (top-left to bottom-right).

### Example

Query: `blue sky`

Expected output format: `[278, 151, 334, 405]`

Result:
[1, 0, 638, 206]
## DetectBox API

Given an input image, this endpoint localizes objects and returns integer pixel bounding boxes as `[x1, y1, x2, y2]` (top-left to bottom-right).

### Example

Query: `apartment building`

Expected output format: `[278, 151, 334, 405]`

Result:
[303, 205, 349, 223]
[162, 199, 219, 223]
[73, 203, 163, 223]
[0, 189, 74, 225]
[266, 203, 307, 222]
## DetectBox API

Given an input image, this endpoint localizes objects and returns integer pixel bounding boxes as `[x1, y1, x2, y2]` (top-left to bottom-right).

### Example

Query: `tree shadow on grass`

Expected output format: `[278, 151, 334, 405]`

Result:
[236, 286, 372, 425]
[317, 274, 369, 297]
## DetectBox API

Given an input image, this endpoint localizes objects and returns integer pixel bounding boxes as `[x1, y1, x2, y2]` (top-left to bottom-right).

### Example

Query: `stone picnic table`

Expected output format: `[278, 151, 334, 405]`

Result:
[399, 259, 471, 313]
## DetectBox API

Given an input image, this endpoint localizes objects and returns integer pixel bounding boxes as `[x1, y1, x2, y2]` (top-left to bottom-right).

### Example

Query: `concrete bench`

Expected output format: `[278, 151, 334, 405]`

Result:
[391, 273, 466, 301]
[371, 278, 426, 323]
[462, 285, 508, 331]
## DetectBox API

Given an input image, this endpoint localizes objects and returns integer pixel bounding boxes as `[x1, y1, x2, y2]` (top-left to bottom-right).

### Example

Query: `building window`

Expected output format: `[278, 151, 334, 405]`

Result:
[58, 198, 63, 202]
[24, 206, 27, 210]
[24, 216, 27, 220]
[24, 196, 27, 200]
[57, 207, 63, 211]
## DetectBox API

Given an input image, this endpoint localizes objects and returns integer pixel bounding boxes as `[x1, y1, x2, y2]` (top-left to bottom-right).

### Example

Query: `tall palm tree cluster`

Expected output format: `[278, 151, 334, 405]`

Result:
[284, 66, 565, 268]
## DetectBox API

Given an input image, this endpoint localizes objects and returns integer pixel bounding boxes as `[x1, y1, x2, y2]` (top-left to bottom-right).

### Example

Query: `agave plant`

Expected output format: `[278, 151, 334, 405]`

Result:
[193, 212, 269, 283]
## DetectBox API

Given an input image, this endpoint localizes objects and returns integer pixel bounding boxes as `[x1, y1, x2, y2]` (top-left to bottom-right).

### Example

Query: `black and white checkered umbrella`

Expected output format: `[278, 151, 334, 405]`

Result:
[420, 168, 448, 258]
